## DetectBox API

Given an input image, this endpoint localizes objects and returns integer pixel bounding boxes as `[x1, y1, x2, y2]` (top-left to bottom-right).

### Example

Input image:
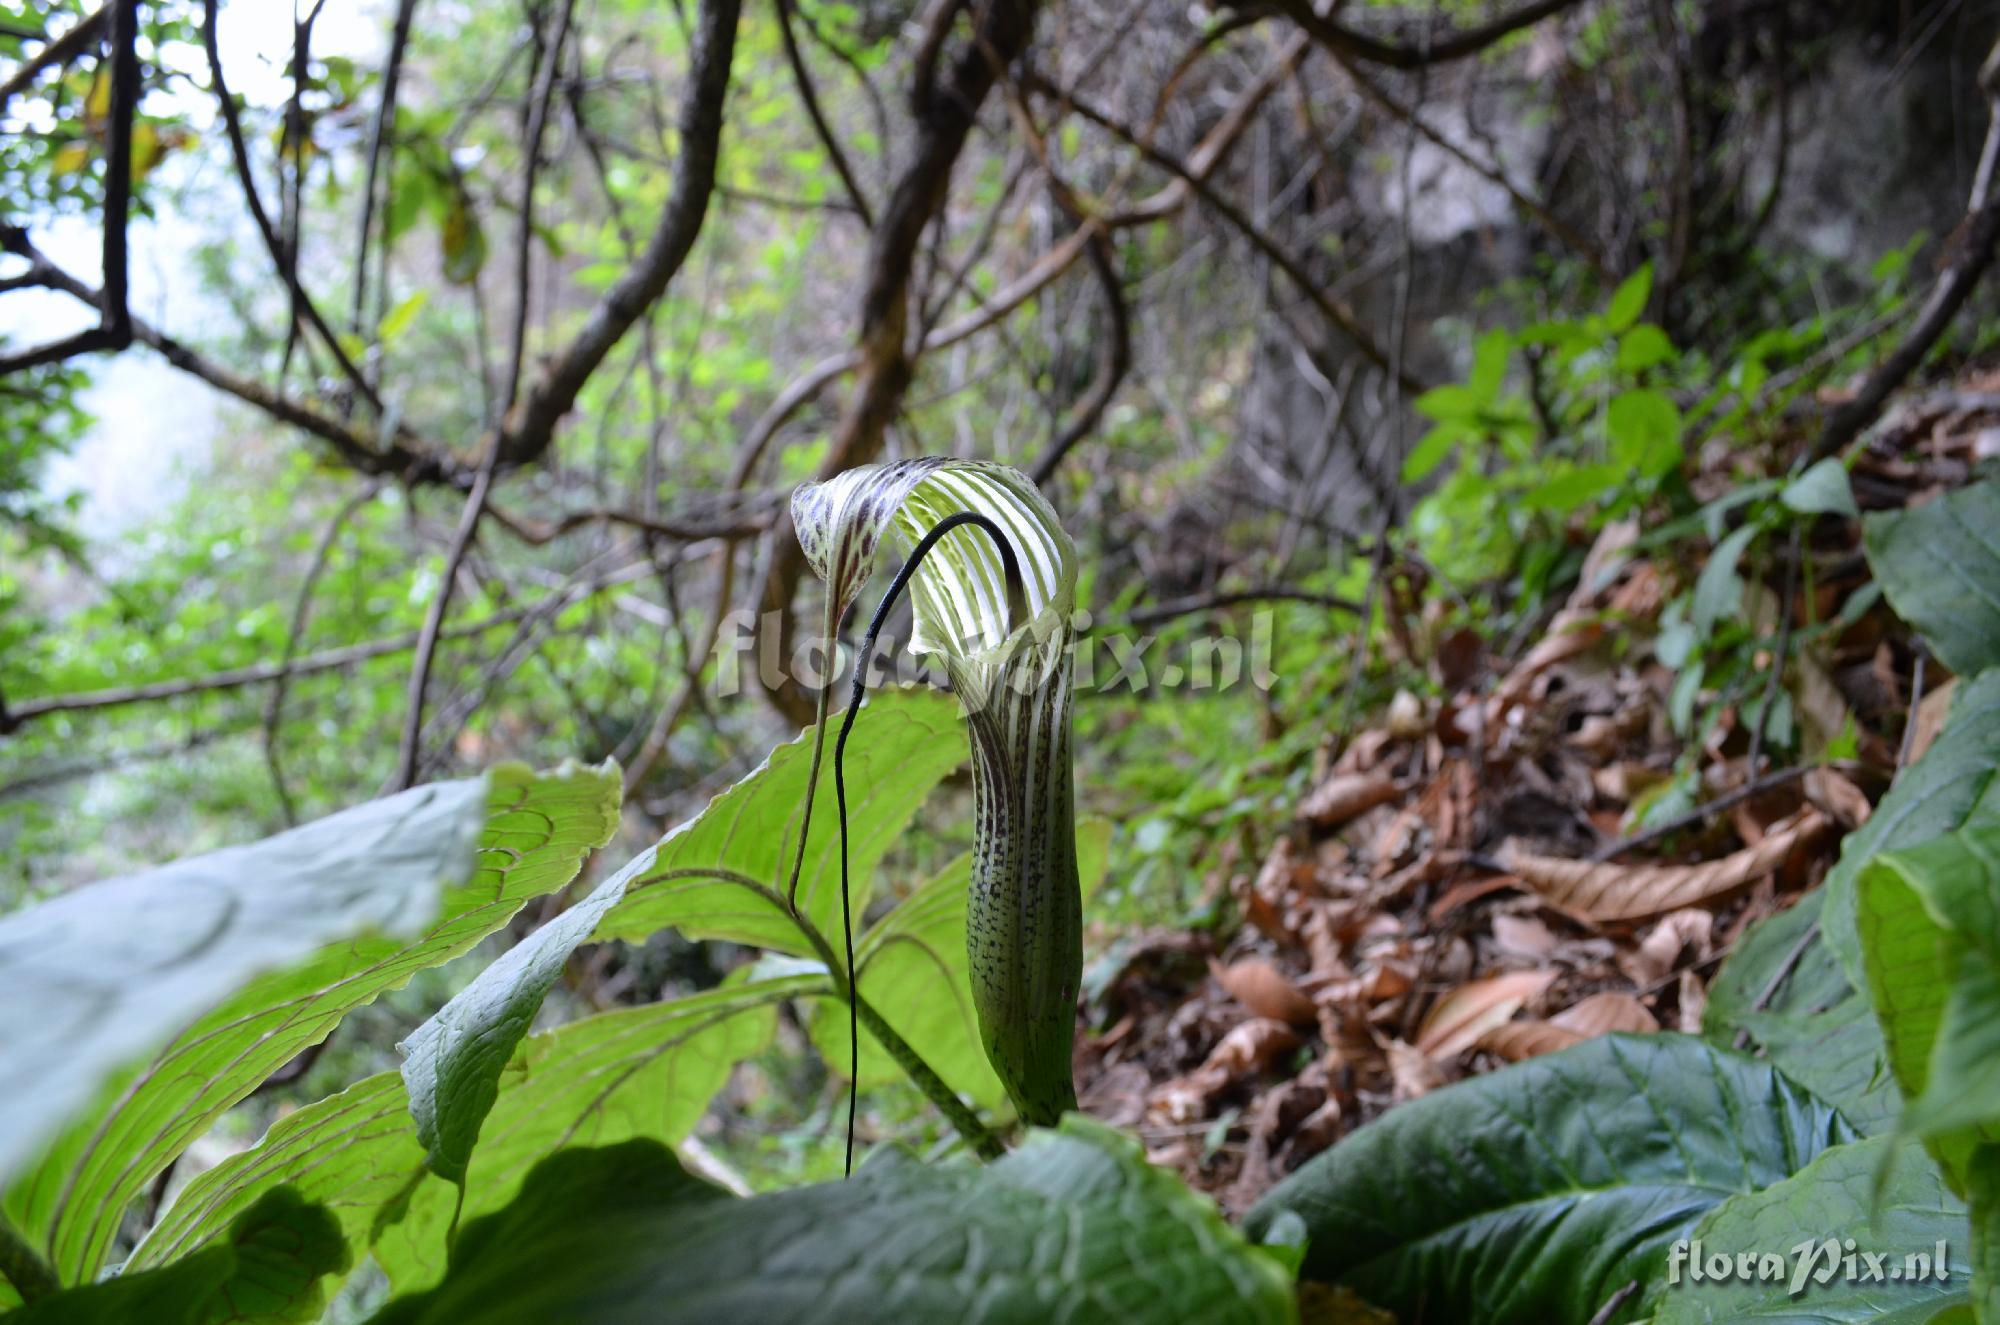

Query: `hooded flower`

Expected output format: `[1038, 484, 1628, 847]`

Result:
[792, 458, 1082, 1124]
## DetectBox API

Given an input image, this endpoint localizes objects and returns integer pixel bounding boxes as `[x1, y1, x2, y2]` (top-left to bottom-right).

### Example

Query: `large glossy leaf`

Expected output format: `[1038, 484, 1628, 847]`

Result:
[7, 763, 622, 1284]
[133, 977, 800, 1296]
[1857, 824, 2000, 1188]
[1821, 670, 2000, 983]
[593, 686, 967, 956]
[1242, 1033, 1858, 1325]
[806, 819, 1111, 1114]
[0, 776, 487, 1188]
[1644, 1135, 1970, 1323]
[398, 855, 641, 1186]
[8, 1188, 346, 1325]
[129, 1073, 423, 1278]
[1864, 477, 2000, 677]
[365, 1120, 1293, 1325]
[1703, 893, 1900, 1135]
[374, 973, 804, 1291]
[404, 688, 965, 1188]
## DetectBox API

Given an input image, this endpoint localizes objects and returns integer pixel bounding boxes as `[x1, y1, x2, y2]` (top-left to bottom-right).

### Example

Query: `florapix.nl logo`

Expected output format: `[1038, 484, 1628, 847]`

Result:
[1666, 1236, 1955, 1299]
[709, 607, 1281, 700]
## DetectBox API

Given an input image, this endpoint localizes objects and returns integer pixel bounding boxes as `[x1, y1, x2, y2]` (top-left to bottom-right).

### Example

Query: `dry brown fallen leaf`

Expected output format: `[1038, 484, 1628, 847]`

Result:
[1298, 771, 1402, 829]
[1477, 990, 1660, 1061]
[1806, 767, 1872, 830]
[1210, 956, 1318, 1027]
[1415, 969, 1558, 1058]
[1489, 913, 1558, 962]
[1676, 968, 1708, 1033]
[1386, 1038, 1446, 1101]
[1622, 908, 1714, 986]
[1908, 678, 1957, 766]
[1203, 1017, 1302, 1076]
[1502, 810, 1833, 921]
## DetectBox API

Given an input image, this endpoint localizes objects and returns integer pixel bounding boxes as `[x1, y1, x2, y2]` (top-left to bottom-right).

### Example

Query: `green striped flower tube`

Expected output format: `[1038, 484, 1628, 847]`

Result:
[793, 458, 1081, 1126]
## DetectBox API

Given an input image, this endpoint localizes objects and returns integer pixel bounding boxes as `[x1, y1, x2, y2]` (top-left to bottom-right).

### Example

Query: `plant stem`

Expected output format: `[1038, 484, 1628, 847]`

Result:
[0, 1217, 57, 1304]
[645, 865, 1008, 1161]
[851, 996, 1006, 1162]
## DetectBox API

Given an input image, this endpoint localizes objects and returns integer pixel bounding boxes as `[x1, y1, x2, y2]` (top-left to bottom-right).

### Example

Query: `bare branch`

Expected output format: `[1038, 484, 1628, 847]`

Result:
[1249, 0, 1586, 70]
[776, 0, 874, 226]
[1813, 43, 2000, 460]
[264, 484, 380, 825]
[496, 0, 741, 466]
[200, 0, 384, 414]
[0, 0, 133, 377]
[5, 561, 660, 730]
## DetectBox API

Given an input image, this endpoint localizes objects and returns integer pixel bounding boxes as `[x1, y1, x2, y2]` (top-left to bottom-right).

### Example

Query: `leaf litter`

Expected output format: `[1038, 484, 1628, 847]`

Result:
[1070, 383, 2000, 1214]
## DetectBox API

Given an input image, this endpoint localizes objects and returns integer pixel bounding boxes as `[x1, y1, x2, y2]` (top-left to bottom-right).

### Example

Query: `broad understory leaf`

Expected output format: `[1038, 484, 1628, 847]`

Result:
[398, 858, 638, 1187]
[364, 1120, 1293, 1325]
[1820, 669, 2000, 984]
[1643, 1135, 1970, 1323]
[6, 762, 622, 1285]
[133, 976, 800, 1297]
[1857, 824, 2000, 1192]
[794, 458, 1085, 1125]
[592, 686, 967, 955]
[129, 1073, 422, 1279]
[1864, 477, 2000, 678]
[806, 819, 1111, 1113]
[0, 775, 488, 1188]
[1242, 1032, 1858, 1325]
[402, 687, 970, 1187]
[8, 1187, 346, 1325]
[1702, 892, 1901, 1135]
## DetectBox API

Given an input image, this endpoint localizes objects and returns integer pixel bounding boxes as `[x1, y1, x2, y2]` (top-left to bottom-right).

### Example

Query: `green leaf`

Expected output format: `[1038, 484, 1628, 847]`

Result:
[1242, 1033, 1858, 1325]
[593, 686, 965, 954]
[399, 853, 644, 1186]
[379, 973, 801, 1292]
[1606, 264, 1654, 332]
[1616, 323, 1676, 372]
[377, 289, 429, 343]
[807, 819, 1112, 1112]
[1693, 523, 1760, 638]
[1606, 387, 1684, 479]
[365, 1121, 1293, 1325]
[0, 776, 486, 1187]
[1821, 670, 2000, 984]
[1703, 893, 1901, 1136]
[1643, 1136, 1970, 1323]
[403, 689, 1001, 1183]
[1782, 457, 1859, 518]
[6, 763, 621, 1285]
[1469, 328, 1511, 401]
[1864, 477, 2000, 675]
[129, 1073, 425, 1281]
[134, 977, 796, 1297]
[8, 1188, 347, 1325]
[1402, 422, 1465, 482]
[1414, 384, 1481, 423]
[1858, 823, 2000, 1182]
[1520, 462, 1623, 513]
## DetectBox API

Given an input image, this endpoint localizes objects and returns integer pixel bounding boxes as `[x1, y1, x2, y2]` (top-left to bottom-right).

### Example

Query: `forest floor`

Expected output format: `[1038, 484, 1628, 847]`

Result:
[1072, 363, 2000, 1216]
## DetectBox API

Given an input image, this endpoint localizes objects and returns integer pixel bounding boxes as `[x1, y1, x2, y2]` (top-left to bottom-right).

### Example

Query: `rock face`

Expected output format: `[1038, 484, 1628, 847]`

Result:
[1224, 2, 2000, 534]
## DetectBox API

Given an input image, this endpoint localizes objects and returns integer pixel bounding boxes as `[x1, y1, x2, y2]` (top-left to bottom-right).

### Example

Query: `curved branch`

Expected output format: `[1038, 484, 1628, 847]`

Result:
[4, 561, 659, 729]
[776, 0, 874, 226]
[1252, 0, 1585, 70]
[201, 0, 382, 414]
[497, 0, 741, 465]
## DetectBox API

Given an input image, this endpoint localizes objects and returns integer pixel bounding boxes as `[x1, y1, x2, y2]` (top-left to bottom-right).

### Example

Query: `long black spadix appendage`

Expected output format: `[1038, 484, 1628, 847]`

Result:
[833, 511, 1024, 1175]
